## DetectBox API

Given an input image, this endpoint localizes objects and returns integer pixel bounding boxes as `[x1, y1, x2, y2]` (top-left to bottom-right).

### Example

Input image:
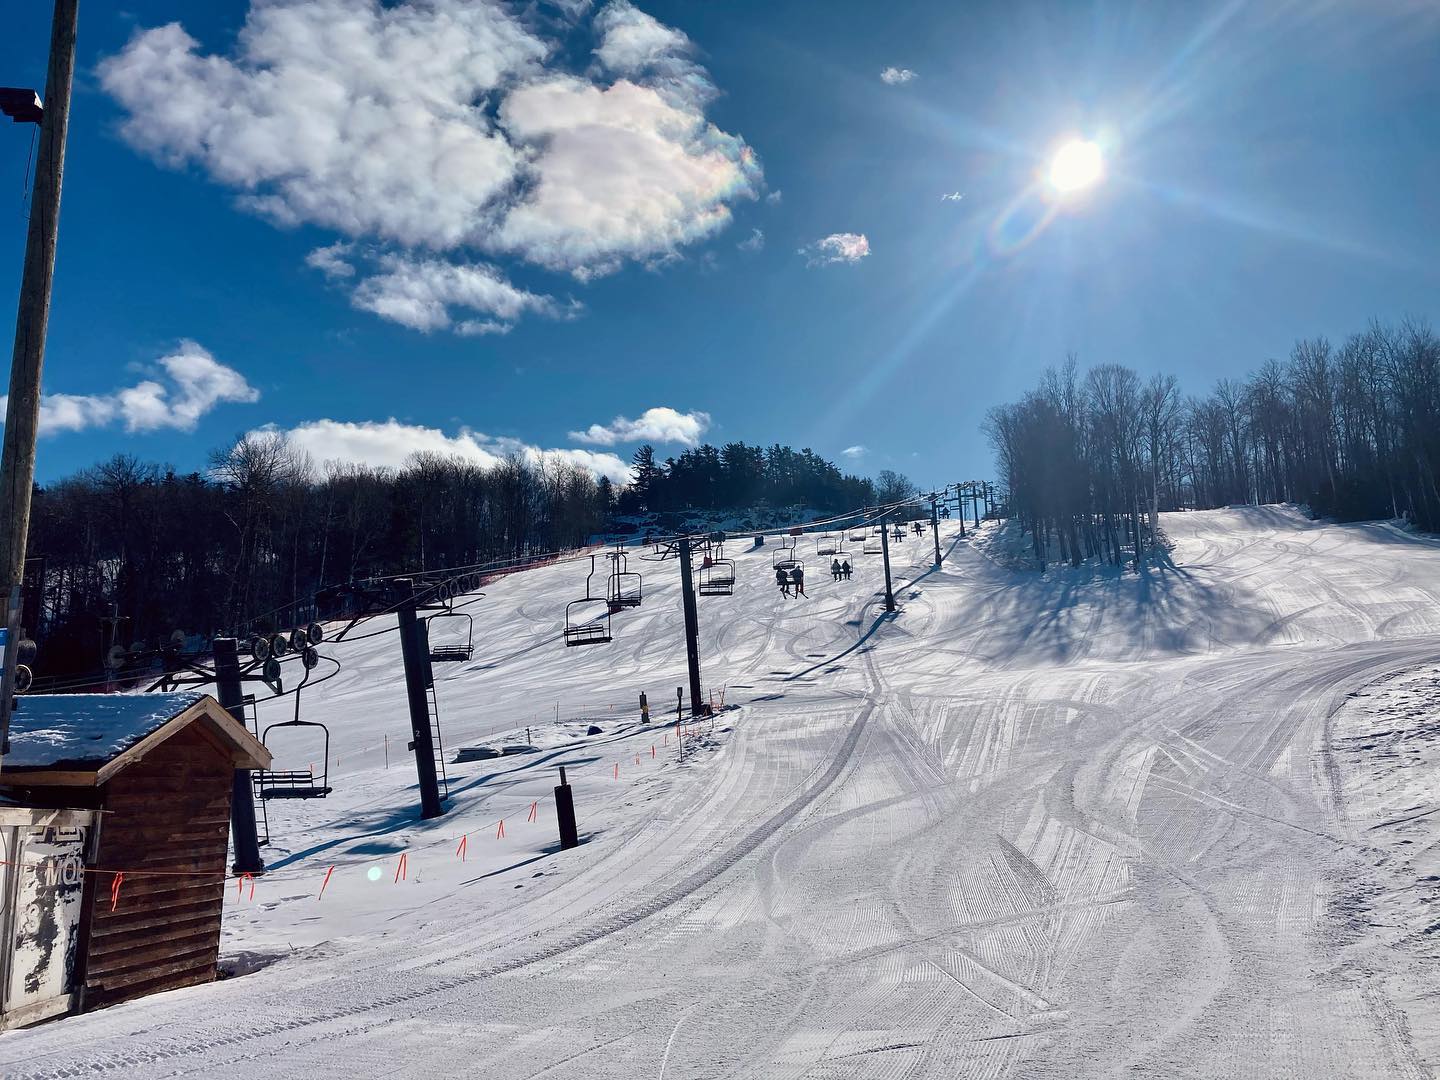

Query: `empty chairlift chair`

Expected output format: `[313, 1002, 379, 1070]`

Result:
[605, 549, 643, 611]
[255, 653, 333, 800]
[863, 530, 884, 555]
[698, 558, 736, 596]
[428, 608, 474, 662]
[817, 532, 837, 556]
[564, 555, 613, 647]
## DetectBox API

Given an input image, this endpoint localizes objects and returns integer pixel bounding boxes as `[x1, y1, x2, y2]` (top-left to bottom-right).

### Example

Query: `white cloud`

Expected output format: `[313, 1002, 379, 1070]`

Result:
[349, 254, 569, 333]
[593, 0, 693, 84]
[880, 67, 917, 85]
[99, 0, 762, 326]
[738, 227, 764, 252]
[305, 241, 356, 280]
[267, 417, 631, 483]
[940, 191, 964, 202]
[842, 445, 868, 459]
[766, 189, 782, 205]
[801, 232, 870, 267]
[569, 406, 710, 447]
[495, 75, 759, 276]
[1, 341, 258, 436]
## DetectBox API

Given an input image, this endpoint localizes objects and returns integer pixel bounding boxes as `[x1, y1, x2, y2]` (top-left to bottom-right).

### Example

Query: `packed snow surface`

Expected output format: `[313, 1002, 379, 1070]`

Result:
[2, 691, 204, 769]
[4, 506, 1440, 1077]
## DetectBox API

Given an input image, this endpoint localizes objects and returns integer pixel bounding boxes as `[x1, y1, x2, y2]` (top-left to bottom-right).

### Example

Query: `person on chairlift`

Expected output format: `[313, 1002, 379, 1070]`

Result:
[841, 559, 852, 580]
[831, 558, 842, 582]
[776, 565, 791, 597]
[791, 564, 807, 597]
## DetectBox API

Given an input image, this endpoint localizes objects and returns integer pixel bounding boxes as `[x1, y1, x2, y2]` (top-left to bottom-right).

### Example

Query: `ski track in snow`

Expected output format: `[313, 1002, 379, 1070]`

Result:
[4, 506, 1440, 1078]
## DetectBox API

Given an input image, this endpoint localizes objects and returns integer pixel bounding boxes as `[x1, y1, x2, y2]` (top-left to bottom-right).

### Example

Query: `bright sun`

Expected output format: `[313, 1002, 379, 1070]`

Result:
[1048, 139, 1104, 194]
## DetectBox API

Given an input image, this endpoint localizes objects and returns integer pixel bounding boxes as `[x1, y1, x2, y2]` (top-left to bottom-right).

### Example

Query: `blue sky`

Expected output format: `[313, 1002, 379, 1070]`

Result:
[2, 0, 1438, 489]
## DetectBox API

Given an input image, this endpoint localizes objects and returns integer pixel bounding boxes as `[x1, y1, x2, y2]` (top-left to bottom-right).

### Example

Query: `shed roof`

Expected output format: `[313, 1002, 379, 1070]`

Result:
[0, 692, 270, 786]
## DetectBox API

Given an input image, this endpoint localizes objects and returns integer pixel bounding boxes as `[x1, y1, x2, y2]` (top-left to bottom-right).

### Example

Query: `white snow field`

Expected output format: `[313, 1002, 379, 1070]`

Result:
[4, 505, 1440, 1078]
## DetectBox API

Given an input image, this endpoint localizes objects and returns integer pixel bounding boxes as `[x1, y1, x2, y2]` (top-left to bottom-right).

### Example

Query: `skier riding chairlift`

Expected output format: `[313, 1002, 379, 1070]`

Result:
[791, 565, 807, 598]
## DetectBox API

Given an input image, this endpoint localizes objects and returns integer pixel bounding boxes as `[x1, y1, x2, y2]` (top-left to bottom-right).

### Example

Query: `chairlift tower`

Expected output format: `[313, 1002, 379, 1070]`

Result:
[880, 510, 896, 613]
[676, 538, 705, 716]
[396, 582, 445, 819]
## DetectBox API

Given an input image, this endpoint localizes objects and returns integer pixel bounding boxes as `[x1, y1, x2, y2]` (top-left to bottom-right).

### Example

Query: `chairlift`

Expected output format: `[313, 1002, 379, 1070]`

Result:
[255, 659, 332, 801]
[773, 545, 801, 569]
[863, 533, 883, 555]
[605, 549, 642, 610]
[428, 608, 474, 662]
[817, 532, 837, 556]
[698, 558, 735, 596]
[891, 525, 906, 541]
[565, 555, 613, 647]
[848, 527, 866, 542]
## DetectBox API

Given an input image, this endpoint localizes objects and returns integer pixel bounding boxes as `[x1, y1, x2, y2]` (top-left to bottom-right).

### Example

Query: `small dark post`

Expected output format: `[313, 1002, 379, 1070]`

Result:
[975, 482, 983, 528]
[640, 690, 649, 723]
[216, 637, 264, 875]
[880, 513, 896, 613]
[676, 538, 704, 716]
[554, 765, 579, 850]
[930, 494, 943, 566]
[396, 583, 444, 819]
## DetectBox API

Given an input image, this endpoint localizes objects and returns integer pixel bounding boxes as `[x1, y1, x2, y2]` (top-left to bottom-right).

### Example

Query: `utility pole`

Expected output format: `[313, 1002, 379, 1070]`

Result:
[396, 583, 444, 819]
[215, 638, 264, 875]
[676, 538, 704, 716]
[953, 483, 967, 539]
[879, 511, 896, 613]
[930, 493, 942, 566]
[0, 0, 79, 771]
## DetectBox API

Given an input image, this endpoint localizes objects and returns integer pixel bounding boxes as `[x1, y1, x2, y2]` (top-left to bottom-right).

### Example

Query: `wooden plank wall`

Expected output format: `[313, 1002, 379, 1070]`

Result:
[82, 723, 233, 1010]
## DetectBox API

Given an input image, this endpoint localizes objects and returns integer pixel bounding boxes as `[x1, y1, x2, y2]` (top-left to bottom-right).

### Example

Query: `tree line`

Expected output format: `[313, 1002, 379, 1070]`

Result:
[985, 318, 1440, 568]
[623, 442, 913, 517]
[24, 433, 909, 683]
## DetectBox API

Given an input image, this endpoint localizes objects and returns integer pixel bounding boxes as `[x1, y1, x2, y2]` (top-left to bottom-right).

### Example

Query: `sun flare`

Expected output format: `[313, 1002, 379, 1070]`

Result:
[1048, 139, 1104, 194]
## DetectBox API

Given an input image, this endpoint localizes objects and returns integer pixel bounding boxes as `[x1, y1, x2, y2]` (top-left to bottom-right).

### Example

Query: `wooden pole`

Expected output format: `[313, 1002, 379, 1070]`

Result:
[1, 0, 78, 608]
[0, 0, 79, 770]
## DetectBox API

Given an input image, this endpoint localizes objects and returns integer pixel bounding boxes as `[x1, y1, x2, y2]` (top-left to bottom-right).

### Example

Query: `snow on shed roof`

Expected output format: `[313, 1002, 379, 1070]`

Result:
[2, 692, 208, 771]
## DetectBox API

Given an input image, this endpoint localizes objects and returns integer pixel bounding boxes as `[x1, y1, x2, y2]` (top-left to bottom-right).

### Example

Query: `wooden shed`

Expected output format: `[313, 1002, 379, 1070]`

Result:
[0, 692, 269, 1011]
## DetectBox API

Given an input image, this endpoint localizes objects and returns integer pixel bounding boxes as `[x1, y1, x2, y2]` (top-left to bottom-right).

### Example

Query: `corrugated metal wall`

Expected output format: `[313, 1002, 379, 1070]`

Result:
[82, 724, 233, 1009]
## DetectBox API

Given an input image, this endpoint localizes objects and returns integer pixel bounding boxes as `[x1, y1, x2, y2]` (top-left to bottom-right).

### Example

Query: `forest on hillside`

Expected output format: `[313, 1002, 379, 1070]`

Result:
[23, 435, 907, 682]
[986, 318, 1440, 567]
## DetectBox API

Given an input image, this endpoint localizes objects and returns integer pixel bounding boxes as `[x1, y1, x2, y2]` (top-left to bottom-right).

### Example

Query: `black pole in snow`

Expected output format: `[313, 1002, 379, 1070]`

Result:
[396, 582, 444, 819]
[930, 494, 943, 566]
[216, 637, 264, 875]
[677, 538, 704, 715]
[880, 513, 896, 613]
[554, 765, 579, 850]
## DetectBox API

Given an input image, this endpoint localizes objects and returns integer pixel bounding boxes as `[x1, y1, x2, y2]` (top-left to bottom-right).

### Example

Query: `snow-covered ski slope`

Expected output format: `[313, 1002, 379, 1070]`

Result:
[6, 505, 1440, 1078]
